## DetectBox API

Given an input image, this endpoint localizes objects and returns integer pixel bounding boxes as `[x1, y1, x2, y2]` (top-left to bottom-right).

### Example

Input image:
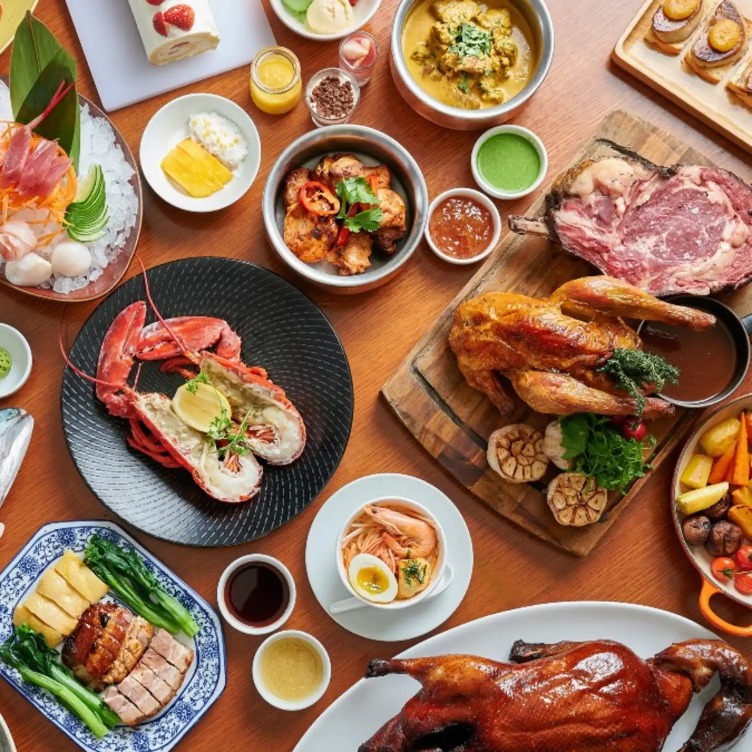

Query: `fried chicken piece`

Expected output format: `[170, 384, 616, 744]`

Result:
[283, 167, 311, 209]
[311, 156, 335, 184]
[373, 187, 407, 254]
[432, 0, 480, 26]
[283, 203, 337, 263]
[328, 232, 373, 275]
[327, 154, 366, 185]
[363, 164, 392, 190]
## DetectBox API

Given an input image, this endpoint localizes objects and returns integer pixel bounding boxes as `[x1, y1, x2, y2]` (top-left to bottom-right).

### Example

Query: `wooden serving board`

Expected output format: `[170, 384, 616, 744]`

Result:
[612, 0, 752, 155]
[382, 109, 752, 557]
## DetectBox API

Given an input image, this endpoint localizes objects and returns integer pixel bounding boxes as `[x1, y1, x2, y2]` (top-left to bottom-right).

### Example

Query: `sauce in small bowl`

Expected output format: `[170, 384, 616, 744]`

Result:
[425, 188, 501, 265]
[471, 125, 548, 200]
[217, 554, 296, 635]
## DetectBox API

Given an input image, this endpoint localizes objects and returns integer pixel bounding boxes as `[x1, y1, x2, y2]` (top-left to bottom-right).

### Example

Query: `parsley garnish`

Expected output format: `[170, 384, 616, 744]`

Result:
[458, 73, 470, 94]
[599, 349, 679, 418]
[335, 177, 384, 234]
[402, 559, 427, 587]
[184, 372, 211, 394]
[560, 413, 655, 492]
[449, 23, 492, 60]
[207, 407, 253, 459]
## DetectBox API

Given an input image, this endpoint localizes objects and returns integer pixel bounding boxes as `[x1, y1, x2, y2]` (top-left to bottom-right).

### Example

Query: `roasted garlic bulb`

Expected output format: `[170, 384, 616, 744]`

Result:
[547, 472, 608, 527]
[487, 424, 548, 484]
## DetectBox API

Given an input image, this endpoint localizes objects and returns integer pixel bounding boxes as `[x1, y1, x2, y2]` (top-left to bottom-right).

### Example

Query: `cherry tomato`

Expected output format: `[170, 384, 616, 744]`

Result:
[735, 571, 752, 595]
[735, 545, 752, 571]
[711, 557, 737, 582]
[622, 419, 648, 442]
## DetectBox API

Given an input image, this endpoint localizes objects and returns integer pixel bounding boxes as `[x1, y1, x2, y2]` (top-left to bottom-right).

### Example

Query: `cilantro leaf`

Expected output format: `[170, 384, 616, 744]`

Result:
[458, 73, 470, 94]
[344, 207, 383, 233]
[336, 177, 379, 219]
[449, 23, 492, 60]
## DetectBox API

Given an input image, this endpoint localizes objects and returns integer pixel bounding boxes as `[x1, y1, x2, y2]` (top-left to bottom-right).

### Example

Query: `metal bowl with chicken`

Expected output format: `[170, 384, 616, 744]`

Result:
[262, 125, 428, 292]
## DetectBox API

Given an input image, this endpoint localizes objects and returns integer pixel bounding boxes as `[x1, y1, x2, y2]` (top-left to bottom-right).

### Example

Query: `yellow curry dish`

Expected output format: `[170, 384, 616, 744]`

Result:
[402, 0, 535, 110]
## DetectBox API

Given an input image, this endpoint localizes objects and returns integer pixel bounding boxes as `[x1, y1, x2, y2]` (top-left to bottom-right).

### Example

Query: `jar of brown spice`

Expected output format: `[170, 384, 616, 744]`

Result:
[305, 67, 360, 128]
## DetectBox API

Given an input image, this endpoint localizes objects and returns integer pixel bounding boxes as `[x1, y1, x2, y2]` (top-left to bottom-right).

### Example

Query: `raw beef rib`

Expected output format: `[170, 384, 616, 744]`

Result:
[509, 143, 752, 296]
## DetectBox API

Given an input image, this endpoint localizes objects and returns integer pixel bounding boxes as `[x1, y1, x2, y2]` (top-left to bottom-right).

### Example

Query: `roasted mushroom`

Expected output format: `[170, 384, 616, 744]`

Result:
[546, 473, 608, 527]
[705, 492, 732, 520]
[487, 424, 548, 484]
[682, 515, 712, 546]
[705, 519, 743, 557]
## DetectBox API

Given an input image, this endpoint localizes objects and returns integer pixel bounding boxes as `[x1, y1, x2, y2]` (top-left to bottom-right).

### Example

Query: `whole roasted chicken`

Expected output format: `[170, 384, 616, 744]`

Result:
[448, 276, 715, 417]
[360, 639, 752, 752]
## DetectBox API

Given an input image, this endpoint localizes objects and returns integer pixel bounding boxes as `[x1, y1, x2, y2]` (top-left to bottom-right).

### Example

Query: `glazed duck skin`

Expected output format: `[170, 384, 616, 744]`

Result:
[360, 639, 752, 752]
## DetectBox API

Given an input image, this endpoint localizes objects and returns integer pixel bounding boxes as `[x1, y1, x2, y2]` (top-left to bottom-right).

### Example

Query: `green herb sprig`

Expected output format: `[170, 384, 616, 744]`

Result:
[336, 177, 384, 234]
[599, 349, 679, 418]
[560, 413, 655, 493]
[207, 406, 253, 460]
[449, 23, 492, 60]
[402, 559, 427, 587]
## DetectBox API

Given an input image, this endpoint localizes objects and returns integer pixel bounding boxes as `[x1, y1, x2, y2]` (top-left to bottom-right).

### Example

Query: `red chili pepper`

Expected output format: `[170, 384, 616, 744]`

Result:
[336, 203, 360, 247]
[299, 181, 340, 216]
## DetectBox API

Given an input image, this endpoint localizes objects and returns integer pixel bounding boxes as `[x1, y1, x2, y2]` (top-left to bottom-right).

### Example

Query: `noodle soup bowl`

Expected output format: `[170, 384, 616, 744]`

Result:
[336, 496, 447, 610]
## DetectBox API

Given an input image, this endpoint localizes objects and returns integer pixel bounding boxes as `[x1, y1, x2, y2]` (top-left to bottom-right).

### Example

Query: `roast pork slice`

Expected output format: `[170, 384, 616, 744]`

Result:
[509, 151, 752, 296]
[130, 662, 174, 706]
[140, 648, 185, 691]
[102, 616, 154, 685]
[117, 674, 161, 718]
[103, 686, 144, 726]
[149, 628, 195, 673]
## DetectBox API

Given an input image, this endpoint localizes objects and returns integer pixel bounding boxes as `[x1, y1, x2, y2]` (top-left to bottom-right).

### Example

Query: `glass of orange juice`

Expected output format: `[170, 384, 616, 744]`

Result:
[250, 47, 302, 116]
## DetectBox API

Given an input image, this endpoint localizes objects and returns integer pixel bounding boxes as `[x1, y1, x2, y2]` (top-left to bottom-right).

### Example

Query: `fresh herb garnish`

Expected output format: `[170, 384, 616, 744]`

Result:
[207, 407, 253, 459]
[560, 413, 655, 493]
[599, 349, 679, 418]
[458, 73, 471, 94]
[402, 559, 427, 587]
[184, 371, 211, 394]
[449, 23, 492, 60]
[335, 176, 383, 234]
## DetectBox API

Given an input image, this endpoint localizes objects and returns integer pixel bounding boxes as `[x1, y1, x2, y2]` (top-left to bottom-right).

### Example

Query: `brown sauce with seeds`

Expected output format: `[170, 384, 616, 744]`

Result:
[225, 562, 289, 627]
[429, 197, 494, 259]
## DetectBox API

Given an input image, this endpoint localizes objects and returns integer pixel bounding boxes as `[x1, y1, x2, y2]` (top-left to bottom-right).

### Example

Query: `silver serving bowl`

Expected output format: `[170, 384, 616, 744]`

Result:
[262, 125, 428, 293]
[390, 0, 555, 130]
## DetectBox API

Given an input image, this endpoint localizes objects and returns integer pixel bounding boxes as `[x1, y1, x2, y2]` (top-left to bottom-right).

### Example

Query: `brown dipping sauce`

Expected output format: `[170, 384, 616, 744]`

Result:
[225, 562, 289, 627]
[641, 320, 737, 402]
[429, 196, 494, 259]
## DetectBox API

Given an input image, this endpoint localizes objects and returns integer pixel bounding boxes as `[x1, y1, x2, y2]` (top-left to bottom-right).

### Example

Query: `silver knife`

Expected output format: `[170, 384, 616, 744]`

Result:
[0, 408, 34, 509]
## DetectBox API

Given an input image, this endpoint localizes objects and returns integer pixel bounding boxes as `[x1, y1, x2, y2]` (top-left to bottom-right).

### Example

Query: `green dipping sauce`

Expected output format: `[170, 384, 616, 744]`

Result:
[477, 133, 541, 193]
[0, 347, 11, 379]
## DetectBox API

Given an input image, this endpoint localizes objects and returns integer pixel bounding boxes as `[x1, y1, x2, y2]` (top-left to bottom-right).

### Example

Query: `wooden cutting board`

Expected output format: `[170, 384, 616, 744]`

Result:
[382, 109, 752, 557]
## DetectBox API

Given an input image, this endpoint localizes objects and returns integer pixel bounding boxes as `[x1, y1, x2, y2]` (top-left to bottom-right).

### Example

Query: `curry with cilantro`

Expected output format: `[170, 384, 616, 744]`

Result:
[402, 0, 535, 110]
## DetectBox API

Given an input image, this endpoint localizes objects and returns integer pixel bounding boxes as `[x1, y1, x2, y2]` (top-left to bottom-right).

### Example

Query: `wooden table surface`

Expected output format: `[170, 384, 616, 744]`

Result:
[2, 0, 752, 749]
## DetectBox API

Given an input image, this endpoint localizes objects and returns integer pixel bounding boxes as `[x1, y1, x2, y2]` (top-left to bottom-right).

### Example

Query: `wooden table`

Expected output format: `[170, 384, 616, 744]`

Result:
[2, 1, 752, 749]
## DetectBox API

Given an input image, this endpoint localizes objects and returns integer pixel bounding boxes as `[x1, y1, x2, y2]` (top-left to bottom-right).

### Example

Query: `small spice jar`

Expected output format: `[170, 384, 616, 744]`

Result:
[250, 46, 302, 116]
[305, 67, 360, 128]
[339, 31, 379, 86]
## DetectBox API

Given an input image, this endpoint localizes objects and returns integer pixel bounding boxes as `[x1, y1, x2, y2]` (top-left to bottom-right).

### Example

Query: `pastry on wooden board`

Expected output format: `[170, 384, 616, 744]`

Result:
[684, 0, 750, 83]
[647, 0, 709, 55]
[726, 56, 752, 105]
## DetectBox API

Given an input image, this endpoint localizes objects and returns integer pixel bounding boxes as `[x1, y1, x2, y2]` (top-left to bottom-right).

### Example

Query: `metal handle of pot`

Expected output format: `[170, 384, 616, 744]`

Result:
[699, 578, 752, 637]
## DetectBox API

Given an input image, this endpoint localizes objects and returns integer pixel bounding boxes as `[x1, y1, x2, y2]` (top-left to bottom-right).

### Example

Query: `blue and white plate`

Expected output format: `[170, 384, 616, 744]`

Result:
[0, 520, 226, 752]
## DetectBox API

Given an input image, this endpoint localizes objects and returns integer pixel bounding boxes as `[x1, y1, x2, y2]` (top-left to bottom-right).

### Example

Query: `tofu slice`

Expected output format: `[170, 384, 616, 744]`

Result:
[21, 593, 79, 636]
[54, 550, 109, 603]
[37, 568, 90, 619]
[13, 604, 63, 648]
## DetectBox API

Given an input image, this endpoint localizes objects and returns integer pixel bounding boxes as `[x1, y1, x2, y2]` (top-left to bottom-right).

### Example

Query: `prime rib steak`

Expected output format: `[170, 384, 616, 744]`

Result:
[509, 142, 752, 296]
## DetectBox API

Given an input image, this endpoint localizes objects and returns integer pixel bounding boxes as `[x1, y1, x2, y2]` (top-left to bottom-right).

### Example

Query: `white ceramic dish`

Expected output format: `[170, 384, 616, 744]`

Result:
[217, 553, 296, 636]
[424, 188, 502, 265]
[252, 630, 331, 711]
[140, 93, 261, 212]
[305, 473, 473, 641]
[0, 713, 16, 752]
[0, 325, 32, 399]
[292, 601, 733, 751]
[336, 496, 447, 610]
[269, 0, 382, 42]
[471, 124, 548, 200]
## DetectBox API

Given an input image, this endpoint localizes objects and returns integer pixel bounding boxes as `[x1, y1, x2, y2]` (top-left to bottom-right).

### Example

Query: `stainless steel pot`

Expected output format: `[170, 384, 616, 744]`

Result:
[390, 0, 555, 131]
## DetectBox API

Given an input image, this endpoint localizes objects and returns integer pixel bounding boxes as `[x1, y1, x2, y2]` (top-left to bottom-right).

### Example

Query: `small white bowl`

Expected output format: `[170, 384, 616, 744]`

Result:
[424, 188, 501, 265]
[0, 324, 32, 399]
[269, 0, 382, 42]
[471, 124, 548, 201]
[0, 712, 16, 752]
[336, 496, 447, 610]
[217, 554, 296, 636]
[140, 93, 261, 213]
[252, 630, 331, 710]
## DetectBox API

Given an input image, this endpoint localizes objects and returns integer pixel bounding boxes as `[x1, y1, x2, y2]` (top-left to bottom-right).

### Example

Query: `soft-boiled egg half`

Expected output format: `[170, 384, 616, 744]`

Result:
[348, 553, 398, 604]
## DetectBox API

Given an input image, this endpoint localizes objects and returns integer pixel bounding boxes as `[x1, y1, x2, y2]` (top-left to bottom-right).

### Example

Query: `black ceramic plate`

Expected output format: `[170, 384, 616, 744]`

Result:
[61, 258, 353, 546]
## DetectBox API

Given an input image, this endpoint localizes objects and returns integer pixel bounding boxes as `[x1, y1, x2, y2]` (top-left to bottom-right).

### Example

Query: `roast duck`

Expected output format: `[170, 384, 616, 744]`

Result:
[360, 638, 752, 751]
[509, 144, 752, 297]
[449, 275, 715, 417]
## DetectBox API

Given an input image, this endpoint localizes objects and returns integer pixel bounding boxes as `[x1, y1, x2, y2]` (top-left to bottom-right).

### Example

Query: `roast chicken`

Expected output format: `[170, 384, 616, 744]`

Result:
[448, 276, 715, 417]
[360, 638, 752, 752]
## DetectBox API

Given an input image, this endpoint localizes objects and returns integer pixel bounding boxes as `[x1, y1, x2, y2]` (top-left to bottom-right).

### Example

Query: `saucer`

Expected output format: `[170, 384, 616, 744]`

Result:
[305, 473, 473, 641]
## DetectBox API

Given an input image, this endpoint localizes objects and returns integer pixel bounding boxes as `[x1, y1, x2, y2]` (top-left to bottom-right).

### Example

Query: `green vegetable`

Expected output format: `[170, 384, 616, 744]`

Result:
[84, 535, 199, 638]
[10, 12, 80, 171]
[402, 560, 427, 587]
[207, 406, 253, 461]
[344, 207, 383, 233]
[0, 626, 119, 737]
[335, 177, 384, 235]
[599, 349, 679, 418]
[458, 73, 471, 94]
[185, 371, 211, 394]
[282, 0, 312, 22]
[449, 23, 493, 60]
[65, 164, 108, 242]
[560, 413, 655, 492]
[0, 348, 11, 379]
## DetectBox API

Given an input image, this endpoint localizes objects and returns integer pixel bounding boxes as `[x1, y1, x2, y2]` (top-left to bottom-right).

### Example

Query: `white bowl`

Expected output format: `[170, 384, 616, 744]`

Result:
[336, 496, 447, 610]
[253, 630, 331, 710]
[0, 324, 32, 399]
[217, 554, 296, 636]
[471, 124, 548, 200]
[424, 188, 502, 265]
[140, 93, 261, 213]
[269, 0, 382, 41]
[0, 712, 16, 752]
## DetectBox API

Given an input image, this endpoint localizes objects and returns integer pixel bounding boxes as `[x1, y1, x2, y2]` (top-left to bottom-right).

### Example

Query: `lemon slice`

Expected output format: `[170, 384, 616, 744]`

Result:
[173, 382, 231, 433]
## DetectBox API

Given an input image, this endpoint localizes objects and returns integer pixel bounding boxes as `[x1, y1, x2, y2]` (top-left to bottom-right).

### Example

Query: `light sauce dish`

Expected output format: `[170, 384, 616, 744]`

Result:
[0, 325, 32, 399]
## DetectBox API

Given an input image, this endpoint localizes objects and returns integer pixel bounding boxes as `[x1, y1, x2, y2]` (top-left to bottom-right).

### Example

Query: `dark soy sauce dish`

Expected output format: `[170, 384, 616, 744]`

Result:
[638, 295, 752, 409]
